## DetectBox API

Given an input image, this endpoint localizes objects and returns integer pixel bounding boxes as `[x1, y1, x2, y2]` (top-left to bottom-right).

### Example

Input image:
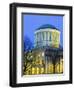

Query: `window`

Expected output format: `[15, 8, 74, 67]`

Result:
[41, 67, 44, 74]
[32, 67, 35, 74]
[46, 32, 48, 46]
[52, 31, 55, 41]
[47, 63, 54, 73]
[55, 58, 63, 73]
[42, 32, 44, 40]
[46, 32, 48, 41]
[49, 32, 52, 41]
[54, 33, 59, 42]
[36, 67, 39, 74]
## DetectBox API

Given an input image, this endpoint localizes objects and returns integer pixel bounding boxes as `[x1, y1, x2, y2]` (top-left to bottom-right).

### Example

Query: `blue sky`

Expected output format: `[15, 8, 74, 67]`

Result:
[23, 14, 63, 47]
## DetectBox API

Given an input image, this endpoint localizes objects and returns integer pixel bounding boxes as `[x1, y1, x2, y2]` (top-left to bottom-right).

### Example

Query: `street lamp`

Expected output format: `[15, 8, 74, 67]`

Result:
[42, 52, 44, 57]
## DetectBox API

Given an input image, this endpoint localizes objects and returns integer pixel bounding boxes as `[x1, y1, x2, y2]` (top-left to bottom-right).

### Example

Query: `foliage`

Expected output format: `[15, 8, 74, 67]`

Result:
[23, 51, 33, 74]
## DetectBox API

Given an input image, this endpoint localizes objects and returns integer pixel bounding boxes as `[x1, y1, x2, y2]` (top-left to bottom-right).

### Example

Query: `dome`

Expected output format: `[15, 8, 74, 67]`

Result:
[34, 24, 60, 48]
[36, 24, 59, 30]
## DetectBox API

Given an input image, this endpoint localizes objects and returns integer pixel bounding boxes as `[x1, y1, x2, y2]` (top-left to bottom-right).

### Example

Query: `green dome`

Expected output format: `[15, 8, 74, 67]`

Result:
[36, 24, 59, 30]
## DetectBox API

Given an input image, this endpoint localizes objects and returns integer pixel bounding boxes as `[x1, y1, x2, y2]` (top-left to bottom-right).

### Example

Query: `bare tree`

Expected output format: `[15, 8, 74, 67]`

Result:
[24, 36, 33, 51]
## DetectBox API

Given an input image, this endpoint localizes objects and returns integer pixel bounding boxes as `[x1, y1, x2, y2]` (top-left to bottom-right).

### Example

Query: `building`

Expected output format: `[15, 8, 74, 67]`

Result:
[34, 24, 60, 48]
[24, 24, 63, 75]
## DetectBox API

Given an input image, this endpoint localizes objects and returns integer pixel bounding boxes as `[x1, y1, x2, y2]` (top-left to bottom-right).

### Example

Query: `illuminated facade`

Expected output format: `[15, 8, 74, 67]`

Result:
[34, 24, 60, 48]
[23, 24, 63, 75]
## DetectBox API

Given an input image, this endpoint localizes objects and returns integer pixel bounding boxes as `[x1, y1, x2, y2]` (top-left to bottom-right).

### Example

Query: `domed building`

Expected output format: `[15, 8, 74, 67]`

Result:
[24, 24, 63, 75]
[34, 24, 60, 48]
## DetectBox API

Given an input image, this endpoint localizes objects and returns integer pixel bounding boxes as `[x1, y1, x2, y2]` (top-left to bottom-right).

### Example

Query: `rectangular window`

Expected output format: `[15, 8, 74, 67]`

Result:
[49, 32, 52, 41]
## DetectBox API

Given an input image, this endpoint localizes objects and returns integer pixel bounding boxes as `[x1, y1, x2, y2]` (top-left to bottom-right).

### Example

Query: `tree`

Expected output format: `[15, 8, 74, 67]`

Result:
[23, 51, 33, 75]
[23, 36, 34, 75]
[24, 36, 33, 51]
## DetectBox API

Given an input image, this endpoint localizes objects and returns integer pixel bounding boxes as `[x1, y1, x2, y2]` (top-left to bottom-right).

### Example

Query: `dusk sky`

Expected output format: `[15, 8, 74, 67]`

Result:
[23, 14, 63, 47]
